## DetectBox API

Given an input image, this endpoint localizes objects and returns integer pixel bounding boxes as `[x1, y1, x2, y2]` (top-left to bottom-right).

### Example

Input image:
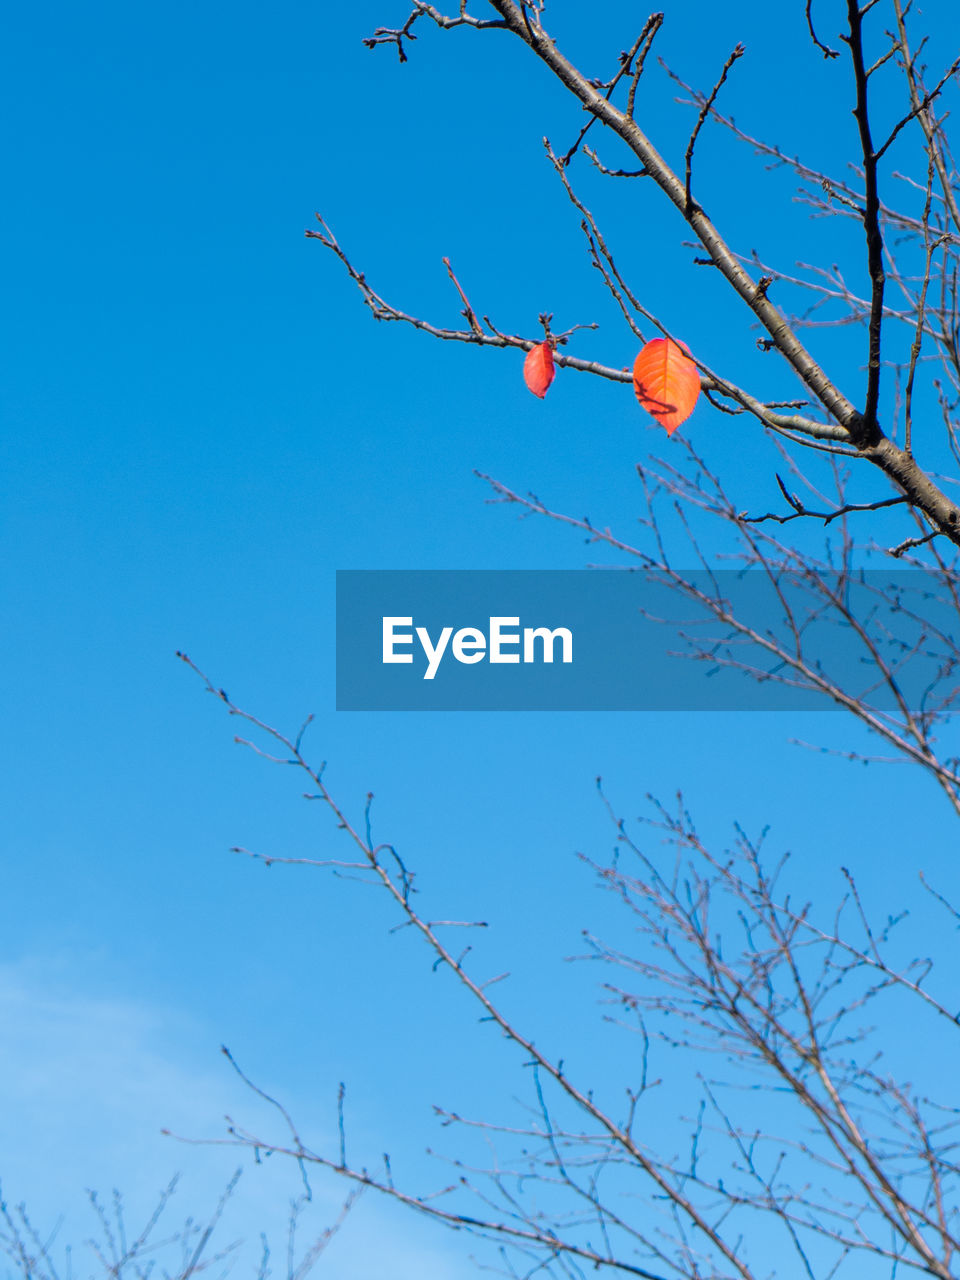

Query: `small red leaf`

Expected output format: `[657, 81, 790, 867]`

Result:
[523, 342, 556, 399]
[632, 338, 700, 435]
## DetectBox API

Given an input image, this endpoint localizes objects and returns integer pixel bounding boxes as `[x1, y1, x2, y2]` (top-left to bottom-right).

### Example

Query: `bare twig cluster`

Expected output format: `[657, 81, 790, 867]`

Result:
[478, 443, 960, 818]
[173, 655, 960, 1280]
[0, 1173, 356, 1280]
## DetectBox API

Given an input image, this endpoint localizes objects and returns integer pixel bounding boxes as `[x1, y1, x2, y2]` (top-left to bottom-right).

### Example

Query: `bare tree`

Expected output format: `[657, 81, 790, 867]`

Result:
[0, 1175, 356, 1280]
[176, 657, 960, 1280]
[304, 0, 960, 809]
[175, 5, 960, 1279]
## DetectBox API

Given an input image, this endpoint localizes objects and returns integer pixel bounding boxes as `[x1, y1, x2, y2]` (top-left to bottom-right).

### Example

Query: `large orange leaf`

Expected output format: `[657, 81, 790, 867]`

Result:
[632, 338, 700, 435]
[523, 341, 555, 398]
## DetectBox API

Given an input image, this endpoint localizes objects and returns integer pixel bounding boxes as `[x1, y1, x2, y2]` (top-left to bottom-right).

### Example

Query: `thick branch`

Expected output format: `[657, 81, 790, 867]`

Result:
[844, 0, 886, 436]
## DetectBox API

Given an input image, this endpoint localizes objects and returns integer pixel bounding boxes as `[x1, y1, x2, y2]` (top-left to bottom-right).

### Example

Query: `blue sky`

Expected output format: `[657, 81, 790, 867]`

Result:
[3, 3, 959, 1276]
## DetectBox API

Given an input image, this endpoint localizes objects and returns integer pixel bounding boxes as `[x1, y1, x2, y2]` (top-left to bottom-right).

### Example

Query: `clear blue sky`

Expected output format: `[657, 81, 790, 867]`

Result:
[2, 3, 957, 1276]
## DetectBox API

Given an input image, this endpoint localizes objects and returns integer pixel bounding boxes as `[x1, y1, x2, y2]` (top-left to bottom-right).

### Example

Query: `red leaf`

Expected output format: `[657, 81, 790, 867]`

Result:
[632, 338, 700, 435]
[523, 341, 556, 399]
